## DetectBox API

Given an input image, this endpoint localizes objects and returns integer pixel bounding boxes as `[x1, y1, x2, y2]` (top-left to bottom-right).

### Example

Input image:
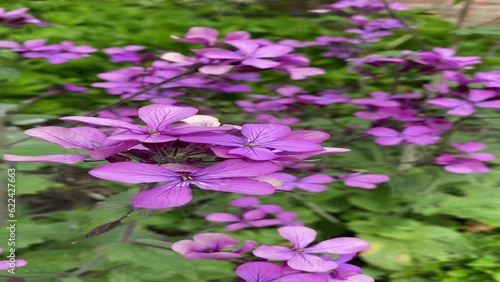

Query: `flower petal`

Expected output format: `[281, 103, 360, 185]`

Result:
[287, 253, 337, 272]
[131, 183, 192, 209]
[278, 226, 317, 248]
[253, 245, 294, 261]
[89, 162, 179, 183]
[138, 104, 198, 131]
[305, 237, 370, 254]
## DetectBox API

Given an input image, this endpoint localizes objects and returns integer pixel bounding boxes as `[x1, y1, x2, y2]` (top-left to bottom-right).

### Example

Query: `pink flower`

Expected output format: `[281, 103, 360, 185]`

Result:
[428, 90, 500, 116]
[336, 173, 390, 189]
[172, 233, 256, 260]
[253, 226, 369, 272]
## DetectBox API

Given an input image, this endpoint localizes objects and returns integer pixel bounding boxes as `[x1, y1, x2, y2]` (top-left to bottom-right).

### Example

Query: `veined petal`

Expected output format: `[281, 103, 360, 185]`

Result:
[89, 162, 179, 183]
[131, 182, 192, 209]
[179, 133, 244, 146]
[305, 237, 370, 254]
[260, 139, 323, 152]
[236, 262, 283, 282]
[193, 178, 275, 195]
[24, 127, 95, 150]
[195, 159, 281, 179]
[192, 233, 239, 250]
[253, 245, 294, 260]
[228, 146, 278, 160]
[278, 226, 316, 248]
[138, 104, 198, 131]
[242, 124, 291, 143]
[61, 116, 138, 130]
[287, 253, 337, 272]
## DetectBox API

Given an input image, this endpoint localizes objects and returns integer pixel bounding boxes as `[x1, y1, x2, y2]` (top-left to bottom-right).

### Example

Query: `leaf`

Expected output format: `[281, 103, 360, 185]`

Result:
[350, 216, 473, 270]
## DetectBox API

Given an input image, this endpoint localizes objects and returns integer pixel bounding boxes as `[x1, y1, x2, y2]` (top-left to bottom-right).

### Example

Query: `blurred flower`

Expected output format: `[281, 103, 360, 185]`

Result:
[172, 233, 256, 260]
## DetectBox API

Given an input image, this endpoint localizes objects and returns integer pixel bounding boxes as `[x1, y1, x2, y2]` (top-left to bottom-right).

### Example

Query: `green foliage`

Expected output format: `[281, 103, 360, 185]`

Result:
[1, 0, 500, 282]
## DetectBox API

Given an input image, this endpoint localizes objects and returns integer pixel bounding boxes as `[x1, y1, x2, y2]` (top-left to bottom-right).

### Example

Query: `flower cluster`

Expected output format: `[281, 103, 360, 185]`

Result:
[5, 104, 339, 209]
[0, 7, 53, 28]
[206, 197, 303, 231]
[173, 226, 373, 282]
[0, 39, 97, 64]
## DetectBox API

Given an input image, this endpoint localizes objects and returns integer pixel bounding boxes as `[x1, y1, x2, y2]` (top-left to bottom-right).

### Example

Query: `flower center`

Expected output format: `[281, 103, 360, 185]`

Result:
[148, 129, 160, 135]
[181, 175, 193, 181]
[244, 142, 256, 147]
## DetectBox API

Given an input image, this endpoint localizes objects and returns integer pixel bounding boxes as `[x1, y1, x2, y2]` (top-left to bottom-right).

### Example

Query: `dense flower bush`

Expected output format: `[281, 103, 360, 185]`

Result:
[1, 0, 500, 281]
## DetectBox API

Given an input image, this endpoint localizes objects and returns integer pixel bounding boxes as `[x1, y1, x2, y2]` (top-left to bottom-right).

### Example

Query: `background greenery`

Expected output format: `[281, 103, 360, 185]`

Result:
[1, 0, 500, 281]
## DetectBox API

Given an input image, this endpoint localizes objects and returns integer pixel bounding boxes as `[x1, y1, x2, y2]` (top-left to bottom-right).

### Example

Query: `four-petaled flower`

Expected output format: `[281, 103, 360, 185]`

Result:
[428, 90, 500, 116]
[180, 124, 324, 160]
[253, 226, 370, 272]
[172, 233, 256, 260]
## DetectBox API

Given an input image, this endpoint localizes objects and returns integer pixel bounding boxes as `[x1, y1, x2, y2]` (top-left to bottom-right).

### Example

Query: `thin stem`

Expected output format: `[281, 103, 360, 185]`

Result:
[291, 194, 341, 224]
[452, 0, 475, 48]
[381, 0, 430, 49]
[70, 255, 106, 278]
[130, 241, 172, 251]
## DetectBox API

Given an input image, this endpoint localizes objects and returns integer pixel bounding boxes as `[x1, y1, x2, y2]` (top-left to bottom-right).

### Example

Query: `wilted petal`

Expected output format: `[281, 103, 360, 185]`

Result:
[3, 154, 87, 164]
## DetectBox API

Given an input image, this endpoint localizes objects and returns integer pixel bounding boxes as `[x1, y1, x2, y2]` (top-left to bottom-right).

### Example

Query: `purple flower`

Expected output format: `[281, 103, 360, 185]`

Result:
[201, 40, 293, 69]
[62, 104, 228, 143]
[475, 70, 500, 88]
[435, 154, 490, 174]
[171, 27, 250, 46]
[336, 173, 390, 189]
[104, 45, 145, 63]
[255, 114, 300, 125]
[62, 84, 88, 93]
[230, 197, 283, 213]
[253, 226, 370, 272]
[180, 124, 324, 161]
[0, 248, 27, 271]
[323, 254, 374, 282]
[89, 159, 280, 208]
[428, 90, 500, 116]
[366, 126, 440, 146]
[171, 233, 256, 260]
[435, 142, 496, 174]
[352, 92, 422, 107]
[236, 262, 283, 282]
[269, 173, 334, 192]
[24, 41, 97, 64]
[414, 48, 481, 70]
[298, 90, 350, 105]
[3, 126, 137, 164]
[0, 7, 53, 28]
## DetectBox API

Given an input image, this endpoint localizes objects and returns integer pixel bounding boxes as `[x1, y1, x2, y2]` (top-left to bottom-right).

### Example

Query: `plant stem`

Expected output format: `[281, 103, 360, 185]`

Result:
[291, 194, 342, 224]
